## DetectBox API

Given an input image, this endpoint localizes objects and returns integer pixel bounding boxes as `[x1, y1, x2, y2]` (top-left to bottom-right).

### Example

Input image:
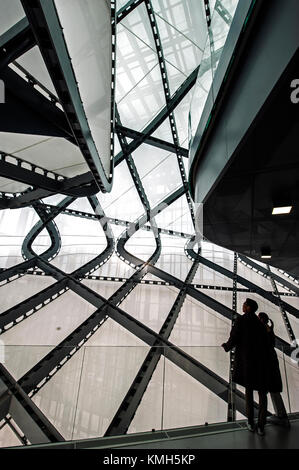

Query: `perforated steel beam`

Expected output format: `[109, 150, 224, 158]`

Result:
[116, 124, 189, 157]
[238, 254, 299, 296]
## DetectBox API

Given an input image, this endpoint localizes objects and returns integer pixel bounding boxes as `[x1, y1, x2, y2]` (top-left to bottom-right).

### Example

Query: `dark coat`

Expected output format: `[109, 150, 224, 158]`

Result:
[223, 312, 270, 391]
[264, 327, 283, 393]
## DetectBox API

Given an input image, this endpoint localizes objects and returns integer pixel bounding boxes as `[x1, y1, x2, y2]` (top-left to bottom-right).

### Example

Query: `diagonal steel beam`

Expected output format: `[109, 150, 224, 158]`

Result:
[238, 254, 299, 296]
[0, 18, 35, 71]
[0, 364, 64, 443]
[186, 241, 299, 320]
[116, 0, 145, 23]
[116, 124, 189, 157]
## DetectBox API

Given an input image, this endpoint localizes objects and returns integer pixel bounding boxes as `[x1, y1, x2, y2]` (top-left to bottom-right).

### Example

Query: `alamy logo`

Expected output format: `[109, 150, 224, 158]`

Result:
[0, 79, 4, 103]
[290, 79, 299, 104]
[0, 340, 5, 363]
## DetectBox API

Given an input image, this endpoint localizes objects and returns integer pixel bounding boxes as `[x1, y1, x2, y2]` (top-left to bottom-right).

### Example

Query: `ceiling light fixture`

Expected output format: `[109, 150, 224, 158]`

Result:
[272, 206, 292, 215]
[261, 247, 271, 259]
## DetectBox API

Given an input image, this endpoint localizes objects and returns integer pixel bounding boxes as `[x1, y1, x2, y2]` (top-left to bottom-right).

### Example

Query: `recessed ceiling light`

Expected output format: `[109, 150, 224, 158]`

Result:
[261, 246, 271, 259]
[272, 206, 292, 215]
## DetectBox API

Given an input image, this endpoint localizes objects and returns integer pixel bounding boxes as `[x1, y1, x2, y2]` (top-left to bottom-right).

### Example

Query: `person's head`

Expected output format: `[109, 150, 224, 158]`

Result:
[258, 311, 269, 325]
[242, 298, 258, 314]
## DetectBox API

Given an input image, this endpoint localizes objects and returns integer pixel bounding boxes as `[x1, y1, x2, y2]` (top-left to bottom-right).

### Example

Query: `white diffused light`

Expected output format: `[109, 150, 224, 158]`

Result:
[272, 206, 292, 215]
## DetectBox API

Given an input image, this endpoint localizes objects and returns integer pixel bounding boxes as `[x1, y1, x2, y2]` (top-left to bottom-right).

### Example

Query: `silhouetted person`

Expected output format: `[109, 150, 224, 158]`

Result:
[258, 312, 290, 427]
[222, 298, 269, 435]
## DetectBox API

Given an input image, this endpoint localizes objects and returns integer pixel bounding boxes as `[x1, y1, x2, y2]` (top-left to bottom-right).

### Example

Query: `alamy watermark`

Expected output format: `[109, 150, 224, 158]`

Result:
[0, 340, 5, 364]
[0, 79, 4, 103]
[290, 79, 299, 104]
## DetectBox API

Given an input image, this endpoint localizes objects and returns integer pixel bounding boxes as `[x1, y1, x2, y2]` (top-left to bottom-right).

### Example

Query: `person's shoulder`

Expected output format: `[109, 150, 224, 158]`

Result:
[234, 315, 243, 326]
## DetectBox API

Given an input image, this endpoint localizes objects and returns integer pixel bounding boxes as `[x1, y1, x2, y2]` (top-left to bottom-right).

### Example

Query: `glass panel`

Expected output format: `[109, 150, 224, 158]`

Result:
[152, 0, 207, 50]
[154, 235, 193, 281]
[192, 264, 233, 287]
[32, 347, 84, 440]
[16, 46, 56, 94]
[98, 160, 144, 221]
[72, 346, 149, 439]
[189, 32, 213, 143]
[169, 295, 231, 347]
[183, 346, 230, 383]
[83, 318, 147, 347]
[151, 119, 173, 141]
[0, 206, 40, 268]
[3, 345, 52, 381]
[117, 64, 166, 131]
[268, 349, 291, 415]
[139, 153, 182, 207]
[120, 2, 157, 52]
[120, 283, 179, 333]
[1, 291, 95, 348]
[128, 356, 164, 433]
[126, 229, 158, 260]
[201, 241, 235, 271]
[50, 213, 107, 273]
[163, 357, 227, 428]
[174, 88, 194, 145]
[0, 423, 23, 448]
[82, 279, 122, 299]
[116, 23, 158, 103]
[0, 0, 25, 36]
[133, 144, 172, 181]
[51, 246, 107, 273]
[31, 228, 52, 255]
[0, 275, 55, 314]
[155, 15, 202, 92]
[154, 194, 193, 233]
[90, 254, 136, 279]
[283, 353, 299, 413]
[189, 0, 240, 145]
[67, 197, 94, 213]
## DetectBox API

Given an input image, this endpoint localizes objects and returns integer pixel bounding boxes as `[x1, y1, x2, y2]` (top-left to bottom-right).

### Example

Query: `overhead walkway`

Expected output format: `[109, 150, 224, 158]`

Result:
[8, 413, 299, 449]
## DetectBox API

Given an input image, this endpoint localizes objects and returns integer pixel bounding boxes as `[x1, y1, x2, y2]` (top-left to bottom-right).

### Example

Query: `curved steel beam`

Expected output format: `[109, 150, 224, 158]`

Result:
[21, 0, 115, 193]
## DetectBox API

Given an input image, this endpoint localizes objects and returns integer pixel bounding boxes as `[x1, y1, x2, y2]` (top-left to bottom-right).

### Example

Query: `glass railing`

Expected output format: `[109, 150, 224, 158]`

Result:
[0, 344, 298, 447]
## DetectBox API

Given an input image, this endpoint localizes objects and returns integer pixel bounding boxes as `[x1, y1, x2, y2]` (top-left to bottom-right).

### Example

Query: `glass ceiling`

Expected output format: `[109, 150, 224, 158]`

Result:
[0, 0, 298, 447]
